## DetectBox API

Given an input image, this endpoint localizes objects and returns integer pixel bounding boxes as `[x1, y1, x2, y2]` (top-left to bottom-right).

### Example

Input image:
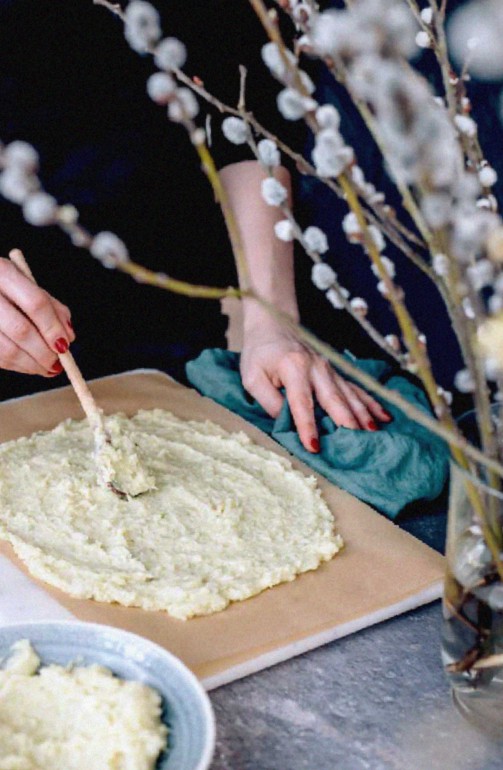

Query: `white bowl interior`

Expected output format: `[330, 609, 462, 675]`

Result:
[0, 621, 215, 770]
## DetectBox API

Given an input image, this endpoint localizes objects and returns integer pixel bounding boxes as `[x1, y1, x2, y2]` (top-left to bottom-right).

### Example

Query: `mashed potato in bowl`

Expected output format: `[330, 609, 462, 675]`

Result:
[0, 639, 168, 770]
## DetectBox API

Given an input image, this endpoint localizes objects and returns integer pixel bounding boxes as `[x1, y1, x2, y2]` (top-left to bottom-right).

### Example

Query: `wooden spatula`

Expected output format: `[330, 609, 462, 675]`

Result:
[9, 248, 155, 499]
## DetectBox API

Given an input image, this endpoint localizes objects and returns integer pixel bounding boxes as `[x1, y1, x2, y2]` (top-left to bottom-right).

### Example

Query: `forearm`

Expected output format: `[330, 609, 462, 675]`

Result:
[218, 160, 300, 331]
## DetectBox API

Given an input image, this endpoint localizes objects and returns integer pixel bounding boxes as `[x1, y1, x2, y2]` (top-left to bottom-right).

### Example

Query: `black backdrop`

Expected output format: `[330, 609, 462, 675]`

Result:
[0, 0, 501, 407]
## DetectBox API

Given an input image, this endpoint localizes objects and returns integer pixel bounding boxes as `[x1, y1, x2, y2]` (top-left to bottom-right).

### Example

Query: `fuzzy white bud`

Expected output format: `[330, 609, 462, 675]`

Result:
[274, 220, 295, 242]
[420, 8, 433, 25]
[437, 387, 453, 405]
[90, 231, 129, 268]
[311, 262, 336, 290]
[326, 286, 349, 309]
[154, 37, 187, 70]
[261, 42, 296, 81]
[454, 114, 477, 138]
[257, 139, 280, 168]
[3, 141, 39, 173]
[415, 30, 431, 48]
[124, 1, 161, 54]
[146, 72, 176, 104]
[222, 117, 249, 145]
[462, 297, 476, 319]
[261, 177, 288, 206]
[432, 253, 449, 277]
[479, 166, 498, 188]
[454, 368, 475, 393]
[303, 226, 329, 255]
[385, 334, 401, 352]
[312, 129, 350, 178]
[168, 88, 199, 122]
[342, 212, 361, 239]
[467, 258, 494, 290]
[371, 256, 395, 279]
[277, 88, 316, 120]
[368, 225, 385, 253]
[22, 192, 58, 226]
[0, 169, 38, 204]
[350, 297, 368, 315]
[315, 104, 341, 130]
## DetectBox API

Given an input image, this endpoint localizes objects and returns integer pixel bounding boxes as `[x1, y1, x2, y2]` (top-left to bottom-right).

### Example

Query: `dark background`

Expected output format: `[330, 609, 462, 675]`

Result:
[0, 0, 501, 408]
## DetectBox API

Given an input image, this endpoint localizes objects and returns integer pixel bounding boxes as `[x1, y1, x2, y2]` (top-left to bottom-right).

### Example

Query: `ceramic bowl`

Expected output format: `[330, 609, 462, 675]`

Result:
[0, 620, 215, 770]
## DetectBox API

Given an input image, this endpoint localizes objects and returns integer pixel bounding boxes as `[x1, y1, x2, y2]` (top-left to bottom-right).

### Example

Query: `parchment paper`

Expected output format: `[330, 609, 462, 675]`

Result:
[0, 370, 444, 687]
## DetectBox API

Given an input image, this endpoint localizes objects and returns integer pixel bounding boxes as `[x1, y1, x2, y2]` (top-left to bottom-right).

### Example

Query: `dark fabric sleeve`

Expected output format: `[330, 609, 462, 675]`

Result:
[168, 1, 306, 171]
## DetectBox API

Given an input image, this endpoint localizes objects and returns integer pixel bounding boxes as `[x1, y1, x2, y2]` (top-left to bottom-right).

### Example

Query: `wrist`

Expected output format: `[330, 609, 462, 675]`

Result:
[242, 296, 300, 335]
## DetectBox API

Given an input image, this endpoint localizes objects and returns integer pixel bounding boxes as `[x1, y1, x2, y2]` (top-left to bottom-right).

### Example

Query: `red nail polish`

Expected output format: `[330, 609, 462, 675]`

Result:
[55, 338, 68, 354]
[310, 437, 320, 452]
[50, 361, 63, 374]
[368, 420, 378, 431]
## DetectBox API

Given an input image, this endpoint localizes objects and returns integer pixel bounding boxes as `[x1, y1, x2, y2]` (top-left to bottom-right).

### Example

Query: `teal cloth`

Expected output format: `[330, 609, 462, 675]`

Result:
[186, 349, 449, 519]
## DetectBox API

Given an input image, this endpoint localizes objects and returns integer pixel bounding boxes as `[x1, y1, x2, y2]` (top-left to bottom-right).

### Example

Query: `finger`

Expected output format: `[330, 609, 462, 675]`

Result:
[311, 362, 361, 430]
[278, 356, 319, 452]
[334, 375, 377, 431]
[0, 259, 71, 354]
[50, 297, 75, 342]
[0, 292, 60, 372]
[242, 370, 284, 418]
[349, 383, 393, 422]
[0, 329, 57, 377]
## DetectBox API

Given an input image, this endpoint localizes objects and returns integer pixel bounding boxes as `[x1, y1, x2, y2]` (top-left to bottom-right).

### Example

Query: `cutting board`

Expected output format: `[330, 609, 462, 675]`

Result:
[0, 370, 444, 690]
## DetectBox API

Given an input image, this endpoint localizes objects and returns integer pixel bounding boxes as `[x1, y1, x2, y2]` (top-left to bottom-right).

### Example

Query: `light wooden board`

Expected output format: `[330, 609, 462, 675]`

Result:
[0, 370, 444, 689]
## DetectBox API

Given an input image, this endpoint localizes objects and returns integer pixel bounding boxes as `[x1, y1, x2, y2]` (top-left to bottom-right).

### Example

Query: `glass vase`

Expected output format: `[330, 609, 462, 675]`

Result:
[441, 460, 503, 736]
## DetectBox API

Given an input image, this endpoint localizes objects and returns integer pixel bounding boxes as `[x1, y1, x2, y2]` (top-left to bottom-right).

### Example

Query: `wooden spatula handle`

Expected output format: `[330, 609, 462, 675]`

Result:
[8, 248, 104, 429]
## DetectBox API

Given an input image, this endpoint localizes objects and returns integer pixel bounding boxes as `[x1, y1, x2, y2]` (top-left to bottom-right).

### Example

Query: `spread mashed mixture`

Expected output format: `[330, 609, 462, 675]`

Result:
[0, 639, 168, 770]
[0, 409, 343, 619]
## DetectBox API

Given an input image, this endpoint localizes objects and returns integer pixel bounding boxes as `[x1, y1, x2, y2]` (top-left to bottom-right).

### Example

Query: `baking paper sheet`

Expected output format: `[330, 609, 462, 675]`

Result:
[0, 370, 444, 688]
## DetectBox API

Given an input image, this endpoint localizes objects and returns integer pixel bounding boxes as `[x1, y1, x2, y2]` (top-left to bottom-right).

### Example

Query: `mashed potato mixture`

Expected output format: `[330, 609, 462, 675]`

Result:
[0, 639, 168, 770]
[0, 409, 343, 619]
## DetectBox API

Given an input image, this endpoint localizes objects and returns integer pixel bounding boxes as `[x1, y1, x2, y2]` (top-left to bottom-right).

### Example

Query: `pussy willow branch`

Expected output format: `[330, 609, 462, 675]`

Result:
[277, 199, 404, 363]
[252, 0, 453, 418]
[340, 174, 449, 415]
[247, 0, 428, 251]
[93, 0, 251, 291]
[93, 0, 503, 548]
[176, 54, 426, 255]
[239, 76, 404, 364]
[276, 0, 496, 448]
[303, 1, 434, 251]
[256, 297, 503, 481]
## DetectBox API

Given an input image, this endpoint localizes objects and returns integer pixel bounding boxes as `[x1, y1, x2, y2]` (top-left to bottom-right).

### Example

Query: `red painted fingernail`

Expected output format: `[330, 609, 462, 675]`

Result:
[367, 420, 378, 431]
[55, 338, 68, 354]
[310, 437, 320, 452]
[50, 361, 63, 374]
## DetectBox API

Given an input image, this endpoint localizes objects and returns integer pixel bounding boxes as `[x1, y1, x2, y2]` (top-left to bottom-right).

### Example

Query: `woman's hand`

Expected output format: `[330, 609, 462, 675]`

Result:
[0, 258, 75, 376]
[240, 322, 392, 453]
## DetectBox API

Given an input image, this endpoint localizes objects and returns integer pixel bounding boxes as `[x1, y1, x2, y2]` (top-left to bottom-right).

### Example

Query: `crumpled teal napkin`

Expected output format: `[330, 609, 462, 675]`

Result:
[186, 349, 449, 519]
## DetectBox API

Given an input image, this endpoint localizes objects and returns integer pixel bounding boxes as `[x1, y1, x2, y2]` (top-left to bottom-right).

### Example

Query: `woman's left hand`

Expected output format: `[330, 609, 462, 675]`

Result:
[240, 322, 392, 453]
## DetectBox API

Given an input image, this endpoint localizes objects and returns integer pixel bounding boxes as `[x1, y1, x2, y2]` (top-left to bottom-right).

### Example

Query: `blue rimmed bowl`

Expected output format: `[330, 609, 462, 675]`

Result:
[0, 620, 215, 770]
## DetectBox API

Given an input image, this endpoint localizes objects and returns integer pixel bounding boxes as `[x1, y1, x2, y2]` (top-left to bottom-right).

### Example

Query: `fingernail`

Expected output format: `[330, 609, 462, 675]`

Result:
[310, 437, 320, 453]
[50, 361, 63, 374]
[54, 338, 68, 354]
[367, 420, 379, 431]
[382, 410, 393, 422]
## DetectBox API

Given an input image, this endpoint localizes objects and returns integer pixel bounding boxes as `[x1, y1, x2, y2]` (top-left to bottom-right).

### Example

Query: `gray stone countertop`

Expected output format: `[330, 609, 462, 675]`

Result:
[208, 603, 503, 770]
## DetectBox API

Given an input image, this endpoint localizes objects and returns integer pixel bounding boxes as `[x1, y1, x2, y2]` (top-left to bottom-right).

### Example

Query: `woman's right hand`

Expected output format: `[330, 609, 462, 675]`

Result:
[0, 258, 75, 377]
